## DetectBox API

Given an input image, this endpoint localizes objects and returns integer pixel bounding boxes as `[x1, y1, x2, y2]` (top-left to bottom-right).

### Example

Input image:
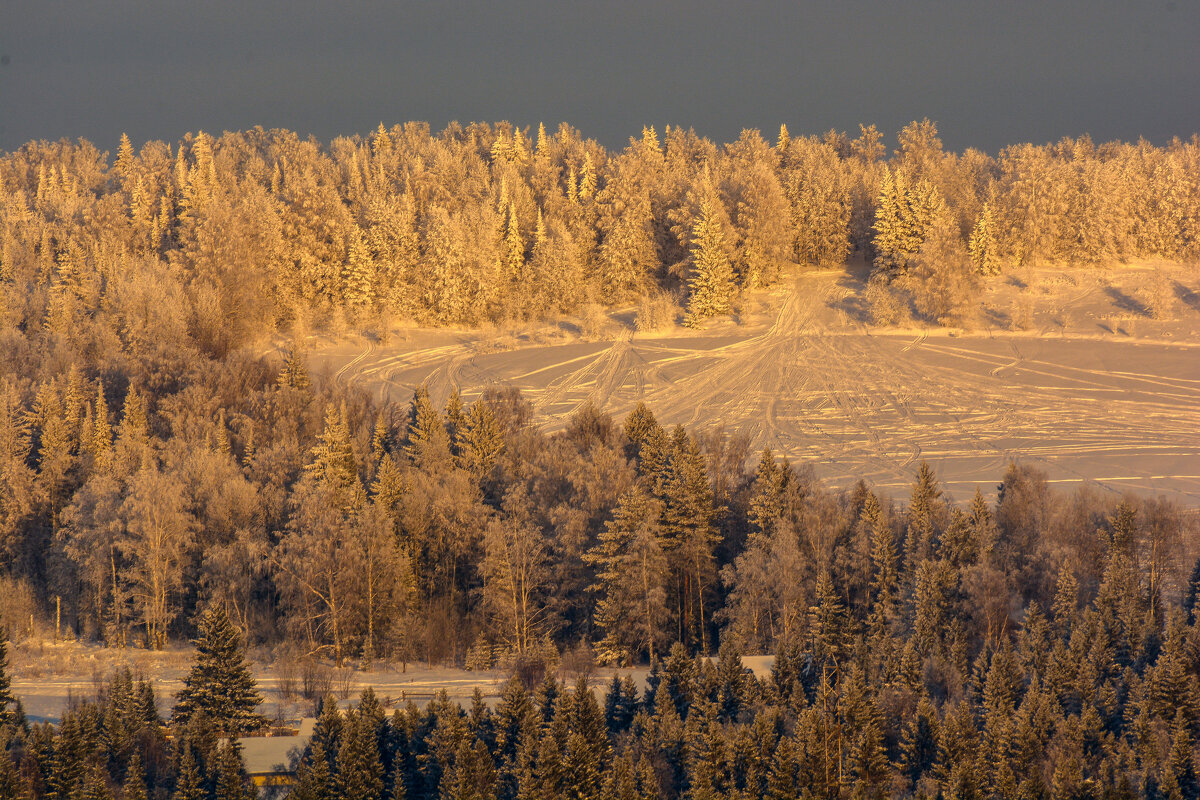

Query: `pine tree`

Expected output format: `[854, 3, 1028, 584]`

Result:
[503, 202, 525, 290]
[305, 403, 358, 492]
[456, 400, 505, 477]
[336, 710, 384, 800]
[115, 133, 136, 184]
[80, 764, 113, 800]
[623, 402, 660, 461]
[172, 743, 205, 800]
[171, 605, 268, 736]
[0, 750, 20, 800]
[579, 155, 597, 202]
[343, 228, 375, 310]
[1051, 566, 1080, 638]
[587, 487, 669, 665]
[122, 751, 148, 800]
[214, 738, 252, 800]
[403, 386, 452, 471]
[969, 200, 1001, 276]
[279, 350, 311, 389]
[865, 493, 900, 639]
[905, 461, 942, 571]
[661, 430, 720, 651]
[684, 199, 735, 327]
[117, 388, 149, 447]
[292, 739, 337, 800]
[0, 628, 13, 724]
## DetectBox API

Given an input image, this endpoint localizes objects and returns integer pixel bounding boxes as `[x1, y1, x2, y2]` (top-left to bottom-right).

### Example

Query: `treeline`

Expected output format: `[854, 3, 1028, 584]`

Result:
[2, 315, 1199, 667]
[4, 494, 1200, 798]
[2, 120, 1199, 347]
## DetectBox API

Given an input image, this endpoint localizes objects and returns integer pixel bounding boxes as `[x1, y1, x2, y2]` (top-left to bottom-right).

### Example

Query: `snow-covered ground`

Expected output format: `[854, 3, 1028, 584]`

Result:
[308, 261, 1200, 504]
[8, 638, 651, 724]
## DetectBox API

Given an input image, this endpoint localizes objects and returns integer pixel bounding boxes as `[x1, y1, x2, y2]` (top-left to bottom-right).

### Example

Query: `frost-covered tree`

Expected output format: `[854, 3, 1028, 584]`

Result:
[968, 200, 1001, 276]
[684, 199, 736, 327]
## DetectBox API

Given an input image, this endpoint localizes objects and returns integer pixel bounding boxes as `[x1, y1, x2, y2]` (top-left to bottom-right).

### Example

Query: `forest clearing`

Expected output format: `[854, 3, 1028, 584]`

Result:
[312, 260, 1200, 504]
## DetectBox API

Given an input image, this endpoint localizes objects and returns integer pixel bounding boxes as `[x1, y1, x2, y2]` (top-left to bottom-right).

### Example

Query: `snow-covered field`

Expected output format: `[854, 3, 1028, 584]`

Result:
[8, 638, 650, 724]
[309, 262, 1200, 504]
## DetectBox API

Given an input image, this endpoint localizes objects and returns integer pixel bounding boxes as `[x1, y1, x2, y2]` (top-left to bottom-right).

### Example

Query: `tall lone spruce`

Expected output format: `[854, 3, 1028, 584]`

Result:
[0, 628, 13, 724]
[172, 605, 268, 736]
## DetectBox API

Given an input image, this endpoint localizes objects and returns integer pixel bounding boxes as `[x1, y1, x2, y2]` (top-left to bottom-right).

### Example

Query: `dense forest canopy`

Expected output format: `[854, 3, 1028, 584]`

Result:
[2, 119, 1200, 799]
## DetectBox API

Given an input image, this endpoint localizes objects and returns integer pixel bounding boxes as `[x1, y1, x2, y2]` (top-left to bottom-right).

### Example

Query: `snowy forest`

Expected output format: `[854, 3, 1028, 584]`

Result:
[3, 120, 1200, 798]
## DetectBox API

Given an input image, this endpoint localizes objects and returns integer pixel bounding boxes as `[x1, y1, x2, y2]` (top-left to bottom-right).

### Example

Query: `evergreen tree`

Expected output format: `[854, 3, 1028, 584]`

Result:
[279, 350, 312, 389]
[337, 710, 384, 800]
[0, 628, 13, 724]
[661, 430, 720, 652]
[80, 765, 113, 800]
[905, 461, 942, 571]
[969, 199, 1001, 276]
[503, 202, 525, 288]
[171, 605, 268, 736]
[865, 493, 900, 639]
[292, 739, 337, 800]
[587, 487, 669, 664]
[684, 199, 736, 327]
[172, 743, 205, 800]
[214, 738, 252, 800]
[121, 751, 148, 800]
[305, 403, 358, 492]
[115, 133, 136, 184]
[456, 400, 505, 477]
[343, 228, 376, 310]
[403, 386, 452, 470]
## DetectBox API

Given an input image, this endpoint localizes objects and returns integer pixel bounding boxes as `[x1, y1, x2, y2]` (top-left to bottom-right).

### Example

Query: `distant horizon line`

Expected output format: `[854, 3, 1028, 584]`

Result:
[6, 119, 1199, 159]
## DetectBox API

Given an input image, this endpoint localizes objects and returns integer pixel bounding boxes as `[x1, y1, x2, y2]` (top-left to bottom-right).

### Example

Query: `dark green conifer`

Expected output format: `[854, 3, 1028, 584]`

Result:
[172, 743, 205, 800]
[121, 752, 148, 800]
[905, 461, 942, 570]
[214, 738, 252, 800]
[171, 605, 268, 736]
[0, 749, 20, 800]
[336, 709, 384, 800]
[292, 739, 336, 800]
[0, 628, 13, 725]
[80, 765, 113, 800]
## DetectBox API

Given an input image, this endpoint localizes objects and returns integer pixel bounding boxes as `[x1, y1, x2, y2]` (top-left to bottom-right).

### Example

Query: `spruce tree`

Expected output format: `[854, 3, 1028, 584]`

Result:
[80, 765, 113, 800]
[503, 202, 525, 287]
[622, 402, 659, 461]
[905, 461, 943, 571]
[214, 738, 252, 800]
[122, 752, 148, 800]
[587, 487, 668, 665]
[336, 710, 384, 800]
[343, 228, 376, 310]
[684, 199, 735, 327]
[0, 750, 19, 800]
[172, 743, 205, 800]
[0, 628, 13, 725]
[456, 400, 505, 477]
[403, 386, 452, 470]
[969, 200, 1001, 276]
[279, 350, 311, 390]
[171, 605, 268, 736]
[305, 403, 358, 494]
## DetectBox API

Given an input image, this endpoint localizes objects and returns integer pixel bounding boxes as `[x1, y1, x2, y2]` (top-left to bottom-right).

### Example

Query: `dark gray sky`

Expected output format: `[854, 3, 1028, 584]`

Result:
[3, 0, 1198, 155]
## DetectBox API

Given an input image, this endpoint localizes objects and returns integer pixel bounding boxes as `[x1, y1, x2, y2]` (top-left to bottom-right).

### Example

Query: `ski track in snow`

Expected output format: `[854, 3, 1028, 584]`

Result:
[315, 276, 1200, 502]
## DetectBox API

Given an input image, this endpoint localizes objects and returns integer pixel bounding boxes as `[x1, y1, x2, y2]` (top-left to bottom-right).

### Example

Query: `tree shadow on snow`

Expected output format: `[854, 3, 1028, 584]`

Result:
[1103, 286, 1150, 318]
